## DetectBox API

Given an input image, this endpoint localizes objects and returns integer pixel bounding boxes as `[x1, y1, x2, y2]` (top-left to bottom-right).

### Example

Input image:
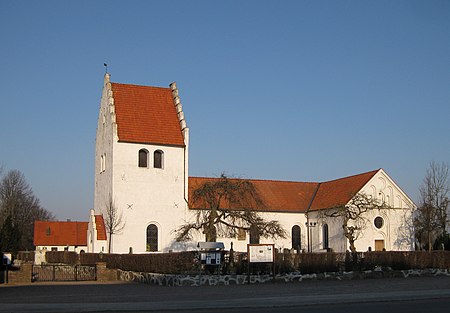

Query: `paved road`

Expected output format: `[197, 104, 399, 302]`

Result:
[1, 276, 450, 312]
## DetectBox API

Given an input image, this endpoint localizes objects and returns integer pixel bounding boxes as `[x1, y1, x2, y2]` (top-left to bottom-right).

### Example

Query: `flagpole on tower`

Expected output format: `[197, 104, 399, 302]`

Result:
[104, 63, 108, 74]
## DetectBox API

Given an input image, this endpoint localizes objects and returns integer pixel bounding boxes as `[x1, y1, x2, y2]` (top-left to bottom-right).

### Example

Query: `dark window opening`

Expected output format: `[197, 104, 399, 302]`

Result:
[154, 150, 163, 169]
[138, 149, 148, 168]
[292, 225, 301, 251]
[323, 224, 329, 250]
[146, 224, 158, 252]
[374, 216, 384, 229]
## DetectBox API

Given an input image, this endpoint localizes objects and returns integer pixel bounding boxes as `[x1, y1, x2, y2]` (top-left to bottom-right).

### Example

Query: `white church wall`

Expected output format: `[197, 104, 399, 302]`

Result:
[356, 169, 415, 251]
[108, 141, 189, 253]
[94, 74, 115, 217]
[183, 211, 309, 253]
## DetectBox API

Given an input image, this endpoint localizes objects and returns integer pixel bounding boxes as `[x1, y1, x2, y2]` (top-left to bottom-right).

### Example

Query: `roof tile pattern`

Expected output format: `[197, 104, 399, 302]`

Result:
[189, 177, 318, 213]
[111, 83, 185, 146]
[94, 215, 107, 240]
[34, 221, 88, 246]
[310, 170, 379, 210]
[188, 170, 378, 213]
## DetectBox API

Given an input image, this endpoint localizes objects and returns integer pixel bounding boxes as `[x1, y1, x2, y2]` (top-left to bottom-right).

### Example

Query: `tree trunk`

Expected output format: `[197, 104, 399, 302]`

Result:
[108, 232, 112, 253]
[349, 238, 356, 254]
[428, 230, 432, 252]
[204, 225, 217, 242]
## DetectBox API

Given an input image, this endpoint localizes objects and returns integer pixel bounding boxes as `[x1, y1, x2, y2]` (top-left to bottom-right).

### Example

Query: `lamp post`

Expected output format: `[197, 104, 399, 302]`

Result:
[305, 221, 317, 252]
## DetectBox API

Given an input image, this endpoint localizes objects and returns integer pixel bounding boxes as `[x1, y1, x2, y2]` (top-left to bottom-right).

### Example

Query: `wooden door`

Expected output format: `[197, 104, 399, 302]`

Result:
[375, 240, 385, 251]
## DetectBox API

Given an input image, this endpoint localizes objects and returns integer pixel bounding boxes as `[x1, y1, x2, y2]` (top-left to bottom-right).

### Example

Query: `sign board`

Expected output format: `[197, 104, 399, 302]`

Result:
[200, 252, 221, 265]
[2, 253, 12, 265]
[248, 244, 274, 263]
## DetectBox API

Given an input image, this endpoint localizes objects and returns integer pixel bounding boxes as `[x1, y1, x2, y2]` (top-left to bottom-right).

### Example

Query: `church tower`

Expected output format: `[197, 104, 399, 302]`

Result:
[93, 73, 189, 253]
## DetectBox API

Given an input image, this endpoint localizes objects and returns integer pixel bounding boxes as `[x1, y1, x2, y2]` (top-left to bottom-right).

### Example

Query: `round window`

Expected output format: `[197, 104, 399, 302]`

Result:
[374, 216, 384, 229]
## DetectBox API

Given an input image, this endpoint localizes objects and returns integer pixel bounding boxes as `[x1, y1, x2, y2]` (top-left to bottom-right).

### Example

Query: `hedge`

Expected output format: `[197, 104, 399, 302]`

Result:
[43, 250, 450, 275]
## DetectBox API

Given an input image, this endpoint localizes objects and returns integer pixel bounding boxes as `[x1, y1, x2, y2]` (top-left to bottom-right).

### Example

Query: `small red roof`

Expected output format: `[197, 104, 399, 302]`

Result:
[34, 221, 88, 247]
[111, 83, 185, 147]
[94, 215, 107, 240]
[188, 170, 379, 213]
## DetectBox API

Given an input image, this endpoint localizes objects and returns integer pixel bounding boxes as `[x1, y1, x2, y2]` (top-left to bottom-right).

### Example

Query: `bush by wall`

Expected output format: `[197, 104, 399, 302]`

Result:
[362, 251, 450, 270]
[45, 251, 198, 274]
[43, 250, 450, 275]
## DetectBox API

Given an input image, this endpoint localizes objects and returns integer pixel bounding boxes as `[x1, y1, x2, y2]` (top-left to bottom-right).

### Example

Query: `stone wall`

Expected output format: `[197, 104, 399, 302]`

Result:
[118, 268, 450, 287]
[5, 263, 33, 284]
[96, 262, 118, 282]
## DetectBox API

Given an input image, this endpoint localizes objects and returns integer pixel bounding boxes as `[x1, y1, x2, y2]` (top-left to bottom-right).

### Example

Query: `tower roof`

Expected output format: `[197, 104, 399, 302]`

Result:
[111, 82, 185, 147]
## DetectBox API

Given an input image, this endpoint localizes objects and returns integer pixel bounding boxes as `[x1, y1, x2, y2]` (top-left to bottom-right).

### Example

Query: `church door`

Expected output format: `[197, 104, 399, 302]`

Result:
[375, 240, 385, 251]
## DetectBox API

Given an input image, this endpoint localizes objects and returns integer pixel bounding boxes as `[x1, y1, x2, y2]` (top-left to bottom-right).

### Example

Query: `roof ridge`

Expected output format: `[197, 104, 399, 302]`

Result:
[319, 169, 380, 184]
[111, 82, 170, 90]
[307, 182, 321, 212]
[189, 176, 319, 184]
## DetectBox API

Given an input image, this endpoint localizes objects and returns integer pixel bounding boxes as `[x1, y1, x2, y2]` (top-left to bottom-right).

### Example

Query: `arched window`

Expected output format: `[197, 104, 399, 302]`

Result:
[292, 225, 301, 251]
[322, 224, 329, 250]
[138, 149, 148, 168]
[146, 224, 158, 252]
[154, 150, 163, 169]
[249, 225, 260, 244]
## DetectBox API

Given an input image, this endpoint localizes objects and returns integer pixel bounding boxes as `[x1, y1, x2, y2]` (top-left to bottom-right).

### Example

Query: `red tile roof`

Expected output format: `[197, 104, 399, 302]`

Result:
[34, 221, 88, 247]
[111, 83, 185, 146]
[309, 170, 379, 210]
[94, 215, 107, 240]
[188, 170, 379, 213]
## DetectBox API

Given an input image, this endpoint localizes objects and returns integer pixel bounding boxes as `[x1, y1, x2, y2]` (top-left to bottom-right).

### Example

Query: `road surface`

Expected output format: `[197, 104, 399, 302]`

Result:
[1, 276, 449, 312]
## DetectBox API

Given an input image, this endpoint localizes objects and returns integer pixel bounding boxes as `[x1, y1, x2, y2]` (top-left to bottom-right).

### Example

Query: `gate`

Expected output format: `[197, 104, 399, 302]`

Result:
[32, 265, 96, 282]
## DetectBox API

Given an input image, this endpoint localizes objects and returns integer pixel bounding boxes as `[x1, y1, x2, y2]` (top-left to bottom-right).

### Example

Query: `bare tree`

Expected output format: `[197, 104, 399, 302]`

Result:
[103, 196, 126, 253]
[416, 161, 449, 250]
[319, 193, 385, 254]
[0, 169, 55, 252]
[175, 174, 286, 242]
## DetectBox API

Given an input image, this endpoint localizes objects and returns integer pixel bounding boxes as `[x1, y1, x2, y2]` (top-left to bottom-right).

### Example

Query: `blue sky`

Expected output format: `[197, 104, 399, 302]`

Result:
[1, 0, 449, 221]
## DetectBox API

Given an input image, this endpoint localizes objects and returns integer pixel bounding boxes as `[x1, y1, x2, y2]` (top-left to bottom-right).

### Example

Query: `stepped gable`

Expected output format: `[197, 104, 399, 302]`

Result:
[33, 221, 88, 246]
[111, 82, 185, 146]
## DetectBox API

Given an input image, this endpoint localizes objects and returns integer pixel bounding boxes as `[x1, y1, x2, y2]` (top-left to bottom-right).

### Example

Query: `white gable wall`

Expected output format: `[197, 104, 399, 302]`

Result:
[355, 169, 415, 251]
[307, 170, 415, 253]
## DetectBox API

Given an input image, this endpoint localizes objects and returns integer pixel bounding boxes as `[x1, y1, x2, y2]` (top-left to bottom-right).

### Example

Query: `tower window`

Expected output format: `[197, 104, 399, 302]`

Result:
[138, 149, 148, 168]
[154, 150, 163, 169]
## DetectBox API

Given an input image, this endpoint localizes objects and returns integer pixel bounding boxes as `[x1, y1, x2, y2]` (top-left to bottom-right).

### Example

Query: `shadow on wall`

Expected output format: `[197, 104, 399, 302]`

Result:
[167, 241, 198, 252]
[394, 211, 415, 250]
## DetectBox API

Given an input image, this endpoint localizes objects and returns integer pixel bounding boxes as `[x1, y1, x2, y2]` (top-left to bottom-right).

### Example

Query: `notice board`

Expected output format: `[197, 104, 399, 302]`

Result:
[248, 244, 274, 263]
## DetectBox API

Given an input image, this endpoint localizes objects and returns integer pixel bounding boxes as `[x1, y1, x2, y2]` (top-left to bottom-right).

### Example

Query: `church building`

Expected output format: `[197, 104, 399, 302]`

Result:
[88, 74, 415, 254]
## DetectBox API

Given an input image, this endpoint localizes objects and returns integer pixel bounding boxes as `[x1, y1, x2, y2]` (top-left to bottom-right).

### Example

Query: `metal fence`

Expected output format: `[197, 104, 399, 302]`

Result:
[32, 265, 96, 282]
